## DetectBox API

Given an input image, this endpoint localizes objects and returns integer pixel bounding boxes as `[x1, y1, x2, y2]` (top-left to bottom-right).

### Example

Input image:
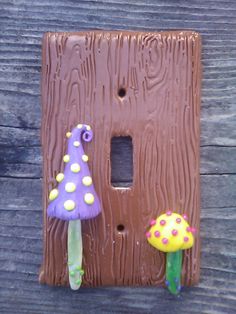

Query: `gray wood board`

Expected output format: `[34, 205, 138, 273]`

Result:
[0, 0, 236, 313]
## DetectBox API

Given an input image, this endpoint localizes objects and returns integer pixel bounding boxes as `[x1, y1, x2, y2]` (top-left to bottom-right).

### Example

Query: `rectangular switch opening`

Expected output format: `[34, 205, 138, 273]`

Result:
[110, 136, 133, 187]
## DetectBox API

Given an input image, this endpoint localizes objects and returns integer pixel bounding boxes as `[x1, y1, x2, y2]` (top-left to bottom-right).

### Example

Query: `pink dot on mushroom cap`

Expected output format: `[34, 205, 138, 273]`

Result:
[183, 214, 188, 220]
[150, 219, 156, 226]
[154, 230, 160, 238]
[166, 210, 172, 216]
[176, 218, 181, 224]
[162, 238, 168, 244]
[186, 226, 191, 232]
[172, 229, 178, 236]
[146, 231, 151, 238]
[184, 236, 189, 242]
[160, 220, 166, 226]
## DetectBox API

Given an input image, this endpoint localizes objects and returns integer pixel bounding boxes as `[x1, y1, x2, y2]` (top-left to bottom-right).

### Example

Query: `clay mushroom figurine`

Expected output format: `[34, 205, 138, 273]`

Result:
[146, 211, 196, 295]
[47, 123, 101, 290]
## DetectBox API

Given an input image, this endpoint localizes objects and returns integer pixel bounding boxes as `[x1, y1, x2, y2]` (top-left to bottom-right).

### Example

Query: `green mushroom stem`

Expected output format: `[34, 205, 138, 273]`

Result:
[67, 220, 84, 290]
[165, 250, 183, 295]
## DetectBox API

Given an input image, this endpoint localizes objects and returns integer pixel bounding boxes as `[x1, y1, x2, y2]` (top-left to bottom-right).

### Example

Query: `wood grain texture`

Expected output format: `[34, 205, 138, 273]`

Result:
[0, 0, 236, 313]
[40, 30, 201, 287]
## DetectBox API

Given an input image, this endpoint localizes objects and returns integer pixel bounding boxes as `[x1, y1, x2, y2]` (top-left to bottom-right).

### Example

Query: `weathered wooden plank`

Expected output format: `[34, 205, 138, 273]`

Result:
[0, 126, 40, 146]
[2, 206, 236, 257]
[0, 277, 235, 314]
[0, 146, 41, 164]
[0, 176, 236, 212]
[201, 114, 236, 146]
[0, 94, 41, 128]
[0, 163, 41, 178]
[0, 146, 42, 178]
[201, 146, 236, 174]
[0, 121, 236, 147]
[201, 175, 236, 208]
[0, 178, 42, 211]
[1, 145, 236, 178]
[1, 113, 236, 147]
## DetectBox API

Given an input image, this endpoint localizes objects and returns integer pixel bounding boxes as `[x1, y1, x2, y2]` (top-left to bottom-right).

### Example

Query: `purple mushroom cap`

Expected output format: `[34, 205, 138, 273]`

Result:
[47, 124, 102, 221]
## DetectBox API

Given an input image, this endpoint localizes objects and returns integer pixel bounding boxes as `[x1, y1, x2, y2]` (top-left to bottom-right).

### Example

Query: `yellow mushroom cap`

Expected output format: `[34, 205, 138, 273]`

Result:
[146, 212, 194, 253]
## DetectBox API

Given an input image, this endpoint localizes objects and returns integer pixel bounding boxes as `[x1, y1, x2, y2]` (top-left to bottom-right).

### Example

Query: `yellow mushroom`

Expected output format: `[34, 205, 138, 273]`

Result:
[146, 211, 196, 295]
[146, 212, 194, 253]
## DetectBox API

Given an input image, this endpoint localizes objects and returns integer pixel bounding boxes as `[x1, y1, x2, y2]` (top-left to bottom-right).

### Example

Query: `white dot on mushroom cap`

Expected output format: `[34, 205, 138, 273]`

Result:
[77, 124, 83, 129]
[66, 132, 72, 138]
[70, 163, 80, 173]
[63, 154, 70, 163]
[64, 200, 75, 211]
[86, 125, 91, 131]
[73, 141, 80, 147]
[65, 182, 76, 193]
[82, 154, 89, 162]
[56, 173, 64, 182]
[84, 193, 94, 205]
[82, 176, 92, 186]
[49, 188, 58, 201]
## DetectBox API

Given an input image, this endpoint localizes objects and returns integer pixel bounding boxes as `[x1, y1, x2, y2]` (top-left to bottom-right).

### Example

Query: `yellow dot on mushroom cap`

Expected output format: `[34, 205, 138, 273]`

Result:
[86, 125, 91, 131]
[77, 124, 83, 129]
[66, 132, 72, 138]
[63, 154, 70, 163]
[84, 193, 94, 205]
[82, 154, 89, 162]
[73, 141, 80, 147]
[49, 189, 59, 201]
[65, 182, 76, 193]
[56, 173, 64, 182]
[64, 200, 75, 211]
[70, 163, 80, 173]
[82, 176, 92, 186]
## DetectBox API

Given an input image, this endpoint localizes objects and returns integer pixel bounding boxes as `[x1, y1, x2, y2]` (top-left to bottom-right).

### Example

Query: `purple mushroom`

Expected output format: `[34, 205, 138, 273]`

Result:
[47, 123, 101, 290]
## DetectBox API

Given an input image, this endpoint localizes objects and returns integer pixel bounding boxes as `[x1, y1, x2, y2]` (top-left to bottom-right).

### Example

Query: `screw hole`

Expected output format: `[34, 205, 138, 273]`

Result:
[118, 87, 126, 98]
[117, 224, 125, 232]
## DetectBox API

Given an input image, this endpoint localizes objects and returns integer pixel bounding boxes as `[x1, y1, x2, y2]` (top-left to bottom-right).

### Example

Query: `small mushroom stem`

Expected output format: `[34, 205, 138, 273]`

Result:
[67, 220, 84, 290]
[166, 250, 183, 295]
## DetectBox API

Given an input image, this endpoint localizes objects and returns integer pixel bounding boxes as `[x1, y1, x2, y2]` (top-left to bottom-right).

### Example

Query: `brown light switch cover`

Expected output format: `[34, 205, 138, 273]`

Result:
[40, 31, 201, 287]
